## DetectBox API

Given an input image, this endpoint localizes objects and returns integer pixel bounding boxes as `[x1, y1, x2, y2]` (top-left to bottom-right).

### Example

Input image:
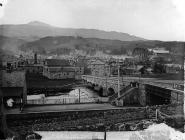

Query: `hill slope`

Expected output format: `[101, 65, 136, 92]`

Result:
[0, 36, 26, 53]
[19, 36, 184, 56]
[0, 21, 146, 41]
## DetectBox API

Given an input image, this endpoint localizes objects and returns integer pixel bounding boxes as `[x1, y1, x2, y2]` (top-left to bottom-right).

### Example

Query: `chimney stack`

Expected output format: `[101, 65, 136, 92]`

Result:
[34, 53, 37, 64]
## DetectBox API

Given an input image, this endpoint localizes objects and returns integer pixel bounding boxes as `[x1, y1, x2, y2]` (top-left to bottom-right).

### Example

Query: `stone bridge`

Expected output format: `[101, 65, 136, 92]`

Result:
[82, 75, 184, 105]
[82, 75, 129, 96]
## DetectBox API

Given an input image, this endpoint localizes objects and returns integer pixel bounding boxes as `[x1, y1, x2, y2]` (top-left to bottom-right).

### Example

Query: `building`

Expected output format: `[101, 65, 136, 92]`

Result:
[15, 53, 44, 74]
[123, 67, 142, 75]
[1, 70, 27, 106]
[164, 64, 183, 74]
[89, 59, 111, 77]
[149, 48, 170, 56]
[43, 59, 84, 79]
[24, 64, 43, 74]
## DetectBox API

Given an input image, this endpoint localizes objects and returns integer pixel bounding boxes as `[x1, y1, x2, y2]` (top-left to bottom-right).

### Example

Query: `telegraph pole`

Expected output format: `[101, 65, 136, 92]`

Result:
[117, 59, 120, 98]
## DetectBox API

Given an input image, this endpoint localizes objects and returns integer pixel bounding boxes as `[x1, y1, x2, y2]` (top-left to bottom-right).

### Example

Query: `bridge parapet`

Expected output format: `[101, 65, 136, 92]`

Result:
[82, 75, 184, 92]
[82, 75, 139, 94]
[82, 75, 184, 105]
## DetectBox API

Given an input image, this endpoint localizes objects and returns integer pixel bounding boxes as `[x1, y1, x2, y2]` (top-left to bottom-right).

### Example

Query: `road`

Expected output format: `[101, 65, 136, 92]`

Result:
[5, 103, 124, 114]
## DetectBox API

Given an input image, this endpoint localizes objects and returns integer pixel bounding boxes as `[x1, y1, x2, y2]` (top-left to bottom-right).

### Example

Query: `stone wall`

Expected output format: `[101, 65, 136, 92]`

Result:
[6, 104, 182, 136]
[171, 90, 184, 104]
[7, 107, 147, 135]
[147, 103, 183, 119]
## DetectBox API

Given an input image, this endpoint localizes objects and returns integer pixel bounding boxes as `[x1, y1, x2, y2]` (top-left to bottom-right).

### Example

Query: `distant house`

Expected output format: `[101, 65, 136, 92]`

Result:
[148, 48, 169, 55]
[124, 57, 135, 64]
[149, 48, 170, 61]
[16, 53, 45, 73]
[150, 54, 172, 64]
[24, 64, 43, 74]
[89, 59, 110, 77]
[74, 61, 85, 78]
[108, 59, 125, 76]
[123, 66, 142, 75]
[164, 64, 183, 74]
[3, 60, 19, 71]
[26, 58, 44, 65]
[43, 59, 84, 79]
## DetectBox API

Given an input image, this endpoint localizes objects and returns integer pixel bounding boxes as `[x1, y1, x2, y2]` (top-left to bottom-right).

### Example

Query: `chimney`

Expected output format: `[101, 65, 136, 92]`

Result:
[34, 53, 37, 64]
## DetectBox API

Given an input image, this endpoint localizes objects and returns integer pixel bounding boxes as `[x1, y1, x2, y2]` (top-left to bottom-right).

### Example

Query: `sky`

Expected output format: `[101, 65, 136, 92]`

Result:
[0, 0, 185, 41]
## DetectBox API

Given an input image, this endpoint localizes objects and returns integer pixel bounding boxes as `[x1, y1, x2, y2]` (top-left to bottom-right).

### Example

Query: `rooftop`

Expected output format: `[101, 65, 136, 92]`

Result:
[45, 59, 71, 67]
[49, 67, 76, 73]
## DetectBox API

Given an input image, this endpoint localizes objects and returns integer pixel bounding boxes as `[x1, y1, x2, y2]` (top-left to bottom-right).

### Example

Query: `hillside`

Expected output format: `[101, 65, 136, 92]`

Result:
[19, 36, 185, 56]
[0, 36, 26, 53]
[0, 21, 184, 57]
[0, 21, 145, 41]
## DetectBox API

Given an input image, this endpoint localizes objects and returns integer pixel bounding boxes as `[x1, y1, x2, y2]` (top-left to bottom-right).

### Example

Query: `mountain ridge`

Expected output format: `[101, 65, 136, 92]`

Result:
[0, 21, 146, 41]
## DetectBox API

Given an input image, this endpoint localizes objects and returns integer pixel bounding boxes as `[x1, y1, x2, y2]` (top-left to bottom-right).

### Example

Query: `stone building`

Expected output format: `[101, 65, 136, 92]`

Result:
[43, 59, 84, 79]
[164, 64, 183, 74]
[24, 64, 43, 74]
[89, 59, 110, 77]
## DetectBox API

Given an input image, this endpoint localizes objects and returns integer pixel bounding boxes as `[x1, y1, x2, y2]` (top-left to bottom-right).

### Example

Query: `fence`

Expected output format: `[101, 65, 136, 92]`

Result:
[26, 97, 108, 105]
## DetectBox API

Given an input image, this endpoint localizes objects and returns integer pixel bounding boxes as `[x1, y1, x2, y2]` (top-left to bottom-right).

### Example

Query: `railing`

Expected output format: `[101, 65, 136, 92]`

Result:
[118, 87, 137, 100]
[108, 93, 118, 102]
[108, 85, 132, 102]
[120, 85, 132, 96]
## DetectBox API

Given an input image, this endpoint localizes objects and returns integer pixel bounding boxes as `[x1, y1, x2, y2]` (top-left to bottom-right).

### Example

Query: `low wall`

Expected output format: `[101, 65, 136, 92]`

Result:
[27, 97, 108, 105]
[147, 103, 183, 118]
[7, 107, 147, 135]
[6, 104, 183, 135]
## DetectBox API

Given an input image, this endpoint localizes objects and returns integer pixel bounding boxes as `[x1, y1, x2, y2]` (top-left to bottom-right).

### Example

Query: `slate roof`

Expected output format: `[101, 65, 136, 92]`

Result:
[49, 67, 75, 73]
[45, 59, 71, 67]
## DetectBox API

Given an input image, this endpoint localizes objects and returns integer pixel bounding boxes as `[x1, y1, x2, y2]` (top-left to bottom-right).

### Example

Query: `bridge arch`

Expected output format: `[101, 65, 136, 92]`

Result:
[107, 87, 115, 96]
